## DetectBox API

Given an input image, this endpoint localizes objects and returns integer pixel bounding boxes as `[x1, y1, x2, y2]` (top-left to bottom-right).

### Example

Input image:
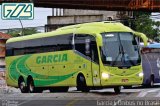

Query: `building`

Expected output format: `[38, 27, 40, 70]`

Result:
[0, 32, 11, 81]
[45, 9, 133, 32]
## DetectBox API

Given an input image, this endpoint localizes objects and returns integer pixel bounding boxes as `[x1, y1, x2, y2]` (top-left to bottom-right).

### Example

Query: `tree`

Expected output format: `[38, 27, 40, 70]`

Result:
[153, 21, 160, 42]
[7, 28, 40, 37]
[131, 12, 160, 40]
[135, 14, 155, 38]
[154, 21, 160, 36]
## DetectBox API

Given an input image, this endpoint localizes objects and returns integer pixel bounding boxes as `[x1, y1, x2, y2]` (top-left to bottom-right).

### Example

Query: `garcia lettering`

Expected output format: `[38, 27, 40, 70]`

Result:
[36, 54, 68, 64]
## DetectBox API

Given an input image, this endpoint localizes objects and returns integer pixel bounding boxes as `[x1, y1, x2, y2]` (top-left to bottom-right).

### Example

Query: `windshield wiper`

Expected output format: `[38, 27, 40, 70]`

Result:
[111, 45, 122, 66]
[111, 41, 135, 67]
[120, 44, 135, 66]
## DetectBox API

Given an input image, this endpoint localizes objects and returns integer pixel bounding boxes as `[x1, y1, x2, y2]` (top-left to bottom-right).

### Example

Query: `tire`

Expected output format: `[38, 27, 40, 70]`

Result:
[149, 76, 154, 87]
[50, 87, 69, 93]
[114, 86, 121, 94]
[28, 78, 35, 93]
[18, 78, 28, 93]
[27, 78, 42, 93]
[76, 75, 89, 92]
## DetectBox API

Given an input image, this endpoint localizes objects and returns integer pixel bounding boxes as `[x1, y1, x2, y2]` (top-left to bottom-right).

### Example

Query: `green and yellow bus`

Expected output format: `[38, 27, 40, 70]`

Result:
[5, 22, 148, 93]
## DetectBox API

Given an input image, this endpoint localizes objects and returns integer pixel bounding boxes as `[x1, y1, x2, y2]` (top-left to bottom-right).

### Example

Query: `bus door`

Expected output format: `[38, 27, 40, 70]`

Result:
[75, 34, 100, 86]
[90, 39, 101, 86]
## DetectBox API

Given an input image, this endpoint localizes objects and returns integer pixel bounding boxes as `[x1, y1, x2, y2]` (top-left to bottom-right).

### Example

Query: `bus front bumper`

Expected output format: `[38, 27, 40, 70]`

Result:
[101, 74, 143, 86]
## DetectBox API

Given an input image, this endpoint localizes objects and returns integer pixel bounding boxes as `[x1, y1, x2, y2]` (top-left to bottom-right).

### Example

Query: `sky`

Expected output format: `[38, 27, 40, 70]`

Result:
[0, 7, 52, 29]
[151, 12, 160, 22]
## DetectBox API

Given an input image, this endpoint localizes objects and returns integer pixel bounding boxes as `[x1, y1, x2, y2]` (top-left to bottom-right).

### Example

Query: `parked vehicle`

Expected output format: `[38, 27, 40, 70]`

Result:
[141, 43, 160, 87]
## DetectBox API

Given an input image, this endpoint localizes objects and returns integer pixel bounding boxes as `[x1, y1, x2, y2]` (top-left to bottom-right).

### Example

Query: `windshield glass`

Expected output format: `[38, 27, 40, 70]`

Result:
[101, 32, 141, 67]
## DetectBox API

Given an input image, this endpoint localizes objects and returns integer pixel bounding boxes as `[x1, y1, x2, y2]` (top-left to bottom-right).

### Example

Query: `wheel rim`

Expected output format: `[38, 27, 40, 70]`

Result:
[29, 81, 34, 92]
[78, 76, 86, 88]
[151, 80, 154, 87]
[20, 82, 25, 91]
[80, 76, 85, 83]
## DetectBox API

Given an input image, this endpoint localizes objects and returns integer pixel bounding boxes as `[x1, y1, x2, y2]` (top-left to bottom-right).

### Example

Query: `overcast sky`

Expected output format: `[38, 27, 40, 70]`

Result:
[151, 12, 160, 21]
[0, 7, 52, 29]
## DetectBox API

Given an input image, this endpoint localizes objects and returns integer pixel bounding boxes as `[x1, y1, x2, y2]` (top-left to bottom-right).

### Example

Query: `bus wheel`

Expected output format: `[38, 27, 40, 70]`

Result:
[114, 86, 121, 94]
[18, 77, 28, 93]
[50, 87, 69, 93]
[28, 78, 35, 93]
[27, 78, 42, 93]
[28, 79, 43, 93]
[77, 75, 89, 92]
[149, 76, 154, 87]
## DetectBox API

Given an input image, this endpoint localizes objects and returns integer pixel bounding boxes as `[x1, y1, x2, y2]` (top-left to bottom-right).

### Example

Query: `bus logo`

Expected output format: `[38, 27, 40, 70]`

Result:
[1, 3, 34, 20]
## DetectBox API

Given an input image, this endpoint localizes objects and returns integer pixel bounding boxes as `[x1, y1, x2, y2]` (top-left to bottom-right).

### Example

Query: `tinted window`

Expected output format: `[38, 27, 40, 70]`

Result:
[75, 34, 99, 64]
[6, 34, 73, 56]
[101, 32, 141, 67]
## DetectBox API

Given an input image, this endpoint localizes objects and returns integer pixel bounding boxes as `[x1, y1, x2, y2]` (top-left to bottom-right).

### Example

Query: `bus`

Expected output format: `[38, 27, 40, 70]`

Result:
[5, 22, 148, 93]
[141, 43, 160, 87]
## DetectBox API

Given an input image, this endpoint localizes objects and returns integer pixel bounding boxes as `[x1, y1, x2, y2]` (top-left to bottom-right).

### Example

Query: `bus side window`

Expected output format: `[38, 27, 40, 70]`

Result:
[91, 40, 99, 64]
[75, 34, 99, 64]
[6, 48, 13, 56]
[75, 34, 87, 56]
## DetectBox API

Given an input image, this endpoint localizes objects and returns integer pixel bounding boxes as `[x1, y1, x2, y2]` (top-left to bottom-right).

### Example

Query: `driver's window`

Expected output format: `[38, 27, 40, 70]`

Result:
[74, 34, 99, 64]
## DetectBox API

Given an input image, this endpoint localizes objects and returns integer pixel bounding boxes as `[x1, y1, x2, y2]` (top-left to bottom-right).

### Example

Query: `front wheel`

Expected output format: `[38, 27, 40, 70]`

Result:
[114, 86, 121, 94]
[76, 75, 90, 92]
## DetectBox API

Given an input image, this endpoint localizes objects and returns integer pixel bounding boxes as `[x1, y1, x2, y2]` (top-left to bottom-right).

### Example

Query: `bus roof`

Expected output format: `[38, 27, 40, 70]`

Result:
[7, 22, 133, 43]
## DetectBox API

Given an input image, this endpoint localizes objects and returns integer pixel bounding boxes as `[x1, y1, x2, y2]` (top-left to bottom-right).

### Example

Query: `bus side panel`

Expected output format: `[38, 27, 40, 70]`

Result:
[6, 56, 26, 88]
[150, 52, 160, 83]
[6, 50, 94, 88]
[141, 53, 152, 85]
[21, 50, 93, 87]
[26, 51, 74, 87]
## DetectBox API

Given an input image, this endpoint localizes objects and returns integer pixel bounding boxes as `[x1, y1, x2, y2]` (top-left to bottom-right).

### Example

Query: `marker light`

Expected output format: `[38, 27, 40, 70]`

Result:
[138, 72, 144, 77]
[102, 72, 110, 79]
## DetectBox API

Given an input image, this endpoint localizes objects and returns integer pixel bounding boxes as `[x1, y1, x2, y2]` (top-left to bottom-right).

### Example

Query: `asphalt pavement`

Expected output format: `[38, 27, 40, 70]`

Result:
[1, 86, 160, 106]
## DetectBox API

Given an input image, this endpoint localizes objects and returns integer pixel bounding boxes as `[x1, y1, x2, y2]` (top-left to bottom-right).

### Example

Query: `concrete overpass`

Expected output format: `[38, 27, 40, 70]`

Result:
[0, 0, 160, 12]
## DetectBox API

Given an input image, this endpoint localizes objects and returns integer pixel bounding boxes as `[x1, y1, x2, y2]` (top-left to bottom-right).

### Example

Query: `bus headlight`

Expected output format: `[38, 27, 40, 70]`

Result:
[138, 72, 144, 77]
[102, 72, 110, 79]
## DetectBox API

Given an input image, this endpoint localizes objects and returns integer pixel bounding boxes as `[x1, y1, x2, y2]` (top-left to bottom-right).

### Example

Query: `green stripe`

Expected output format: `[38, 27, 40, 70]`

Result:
[9, 55, 77, 86]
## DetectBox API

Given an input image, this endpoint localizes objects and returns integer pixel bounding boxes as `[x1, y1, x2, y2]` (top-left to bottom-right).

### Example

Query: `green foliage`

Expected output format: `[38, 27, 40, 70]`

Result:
[7, 28, 40, 37]
[154, 21, 160, 35]
[135, 14, 155, 38]
[132, 12, 160, 40]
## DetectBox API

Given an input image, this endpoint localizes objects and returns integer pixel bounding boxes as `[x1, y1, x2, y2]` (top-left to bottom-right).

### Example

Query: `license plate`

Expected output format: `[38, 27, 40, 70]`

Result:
[122, 79, 129, 82]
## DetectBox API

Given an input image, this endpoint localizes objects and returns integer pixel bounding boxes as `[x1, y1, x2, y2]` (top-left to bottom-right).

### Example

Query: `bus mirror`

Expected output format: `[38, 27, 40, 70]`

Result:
[96, 34, 103, 47]
[134, 32, 148, 46]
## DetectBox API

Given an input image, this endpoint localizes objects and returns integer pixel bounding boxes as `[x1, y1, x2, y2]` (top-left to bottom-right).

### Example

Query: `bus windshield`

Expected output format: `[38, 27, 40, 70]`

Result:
[101, 32, 141, 67]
